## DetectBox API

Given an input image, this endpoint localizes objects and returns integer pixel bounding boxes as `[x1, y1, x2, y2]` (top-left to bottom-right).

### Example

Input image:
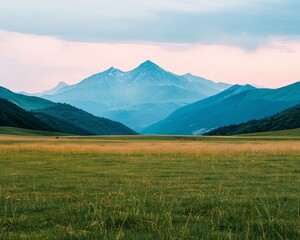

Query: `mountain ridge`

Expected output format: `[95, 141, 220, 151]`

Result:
[35, 60, 231, 131]
[143, 82, 300, 135]
[39, 81, 69, 96]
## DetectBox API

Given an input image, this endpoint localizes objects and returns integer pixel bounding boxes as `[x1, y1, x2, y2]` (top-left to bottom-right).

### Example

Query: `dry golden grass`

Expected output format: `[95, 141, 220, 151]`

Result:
[1, 138, 299, 155]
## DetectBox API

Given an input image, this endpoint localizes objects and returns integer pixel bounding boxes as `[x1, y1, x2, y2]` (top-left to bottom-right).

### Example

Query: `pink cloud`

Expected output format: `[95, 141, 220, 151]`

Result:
[0, 30, 299, 92]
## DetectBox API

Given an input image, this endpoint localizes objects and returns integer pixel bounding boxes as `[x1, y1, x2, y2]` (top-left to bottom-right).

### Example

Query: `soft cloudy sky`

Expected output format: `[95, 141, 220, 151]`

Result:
[0, 0, 299, 92]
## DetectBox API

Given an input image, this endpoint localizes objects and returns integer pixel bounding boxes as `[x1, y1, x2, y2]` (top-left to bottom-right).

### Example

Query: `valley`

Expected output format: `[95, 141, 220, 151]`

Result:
[1, 1, 299, 240]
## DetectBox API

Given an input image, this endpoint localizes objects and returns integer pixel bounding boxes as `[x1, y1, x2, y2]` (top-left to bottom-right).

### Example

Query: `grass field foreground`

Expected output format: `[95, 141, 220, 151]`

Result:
[0, 135, 299, 239]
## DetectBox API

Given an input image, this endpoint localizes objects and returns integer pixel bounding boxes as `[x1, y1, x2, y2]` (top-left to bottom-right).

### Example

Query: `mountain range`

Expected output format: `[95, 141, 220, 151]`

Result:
[2, 60, 300, 136]
[143, 82, 300, 135]
[205, 103, 300, 135]
[37, 60, 231, 131]
[0, 86, 136, 135]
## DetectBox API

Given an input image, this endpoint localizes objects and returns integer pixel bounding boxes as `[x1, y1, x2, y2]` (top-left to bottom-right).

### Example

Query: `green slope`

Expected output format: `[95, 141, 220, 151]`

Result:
[0, 87, 55, 110]
[0, 126, 67, 136]
[206, 104, 300, 136]
[33, 111, 90, 135]
[0, 86, 137, 135]
[34, 103, 137, 135]
[0, 98, 55, 131]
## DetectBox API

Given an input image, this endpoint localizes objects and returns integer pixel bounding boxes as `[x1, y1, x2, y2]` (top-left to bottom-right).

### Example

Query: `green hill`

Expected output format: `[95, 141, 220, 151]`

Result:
[0, 98, 55, 132]
[34, 103, 137, 135]
[0, 86, 55, 110]
[0, 86, 136, 135]
[205, 104, 300, 136]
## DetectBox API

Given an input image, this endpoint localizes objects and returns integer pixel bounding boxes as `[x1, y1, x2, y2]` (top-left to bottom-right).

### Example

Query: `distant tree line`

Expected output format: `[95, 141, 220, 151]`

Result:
[205, 104, 300, 135]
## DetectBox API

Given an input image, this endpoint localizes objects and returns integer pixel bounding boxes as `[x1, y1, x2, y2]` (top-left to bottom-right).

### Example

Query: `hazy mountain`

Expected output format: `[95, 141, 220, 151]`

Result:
[143, 82, 300, 135]
[0, 98, 55, 132]
[205, 103, 300, 135]
[182, 73, 230, 93]
[0, 86, 136, 135]
[35, 81, 69, 96]
[101, 102, 181, 131]
[38, 60, 231, 131]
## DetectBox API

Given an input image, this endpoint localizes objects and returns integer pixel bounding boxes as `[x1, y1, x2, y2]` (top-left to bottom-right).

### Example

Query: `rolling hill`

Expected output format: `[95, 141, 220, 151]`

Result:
[0, 86, 55, 110]
[34, 103, 137, 135]
[0, 87, 136, 135]
[143, 82, 300, 135]
[0, 98, 55, 131]
[37, 60, 231, 131]
[205, 104, 300, 135]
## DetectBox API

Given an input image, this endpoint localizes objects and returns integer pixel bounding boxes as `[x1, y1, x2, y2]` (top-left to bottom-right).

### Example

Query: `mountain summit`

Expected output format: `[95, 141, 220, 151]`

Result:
[37, 61, 231, 131]
[136, 60, 163, 71]
[35, 81, 69, 96]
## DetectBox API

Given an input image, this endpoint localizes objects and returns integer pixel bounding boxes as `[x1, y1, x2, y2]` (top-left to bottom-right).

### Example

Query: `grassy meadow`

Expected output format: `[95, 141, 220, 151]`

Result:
[0, 133, 299, 239]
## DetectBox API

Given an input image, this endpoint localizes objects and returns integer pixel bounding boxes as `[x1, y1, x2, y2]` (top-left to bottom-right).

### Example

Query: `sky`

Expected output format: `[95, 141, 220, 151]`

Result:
[0, 0, 299, 92]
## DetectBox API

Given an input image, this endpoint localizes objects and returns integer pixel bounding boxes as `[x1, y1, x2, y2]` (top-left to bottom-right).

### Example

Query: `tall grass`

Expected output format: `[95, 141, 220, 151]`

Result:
[0, 136, 299, 239]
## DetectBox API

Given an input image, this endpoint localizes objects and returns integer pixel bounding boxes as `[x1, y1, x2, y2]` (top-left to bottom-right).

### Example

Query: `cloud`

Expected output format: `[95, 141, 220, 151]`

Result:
[0, 0, 299, 49]
[1, 30, 300, 93]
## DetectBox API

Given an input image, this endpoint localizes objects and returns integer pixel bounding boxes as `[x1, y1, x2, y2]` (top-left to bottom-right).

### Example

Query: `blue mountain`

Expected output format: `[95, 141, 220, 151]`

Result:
[143, 82, 300, 135]
[38, 60, 231, 131]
